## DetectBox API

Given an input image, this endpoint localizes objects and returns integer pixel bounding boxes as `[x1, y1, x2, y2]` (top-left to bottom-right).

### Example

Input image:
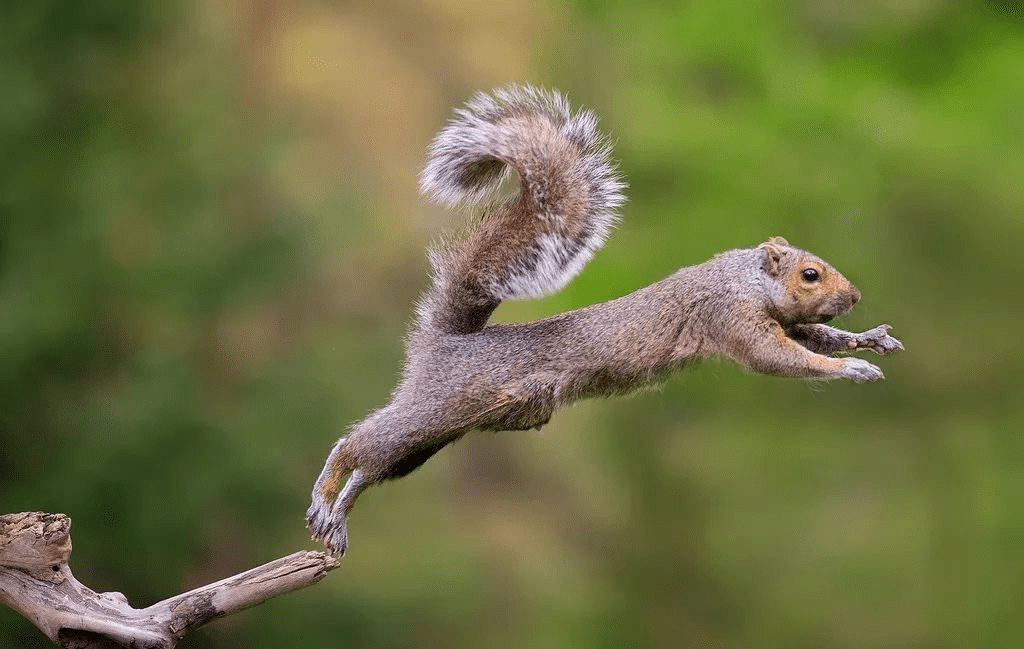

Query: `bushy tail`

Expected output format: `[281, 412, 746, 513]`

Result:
[416, 85, 626, 335]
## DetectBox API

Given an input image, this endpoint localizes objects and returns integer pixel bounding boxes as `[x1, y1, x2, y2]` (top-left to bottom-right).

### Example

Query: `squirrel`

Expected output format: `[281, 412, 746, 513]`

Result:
[306, 85, 903, 554]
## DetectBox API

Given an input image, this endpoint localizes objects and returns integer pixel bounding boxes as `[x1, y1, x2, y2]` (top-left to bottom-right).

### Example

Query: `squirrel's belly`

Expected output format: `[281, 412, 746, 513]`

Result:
[476, 377, 558, 432]
[480, 407, 553, 432]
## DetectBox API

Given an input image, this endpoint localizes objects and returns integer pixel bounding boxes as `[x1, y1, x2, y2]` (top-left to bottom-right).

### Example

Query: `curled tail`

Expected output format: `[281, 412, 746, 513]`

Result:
[416, 85, 626, 335]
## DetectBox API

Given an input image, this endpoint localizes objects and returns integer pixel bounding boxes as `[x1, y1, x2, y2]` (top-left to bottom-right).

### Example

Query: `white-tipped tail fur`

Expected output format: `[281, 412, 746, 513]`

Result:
[416, 85, 626, 334]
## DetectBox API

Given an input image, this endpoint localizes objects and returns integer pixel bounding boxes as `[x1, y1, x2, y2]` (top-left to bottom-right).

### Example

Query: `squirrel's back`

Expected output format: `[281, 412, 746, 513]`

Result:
[416, 85, 626, 336]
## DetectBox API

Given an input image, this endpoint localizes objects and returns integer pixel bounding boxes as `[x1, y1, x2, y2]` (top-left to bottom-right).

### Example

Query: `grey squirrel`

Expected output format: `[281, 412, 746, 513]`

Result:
[306, 85, 903, 554]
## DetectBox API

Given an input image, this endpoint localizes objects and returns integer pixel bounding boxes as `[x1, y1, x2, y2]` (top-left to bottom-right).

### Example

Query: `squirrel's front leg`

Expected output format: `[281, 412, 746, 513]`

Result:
[786, 323, 903, 356]
[738, 322, 885, 382]
[849, 324, 904, 355]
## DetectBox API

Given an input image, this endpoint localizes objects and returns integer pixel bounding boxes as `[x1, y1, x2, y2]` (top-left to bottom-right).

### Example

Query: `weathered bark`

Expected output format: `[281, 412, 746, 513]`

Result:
[0, 512, 339, 648]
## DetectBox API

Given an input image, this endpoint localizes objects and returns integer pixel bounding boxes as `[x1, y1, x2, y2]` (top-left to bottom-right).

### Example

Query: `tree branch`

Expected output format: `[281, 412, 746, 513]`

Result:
[0, 512, 339, 648]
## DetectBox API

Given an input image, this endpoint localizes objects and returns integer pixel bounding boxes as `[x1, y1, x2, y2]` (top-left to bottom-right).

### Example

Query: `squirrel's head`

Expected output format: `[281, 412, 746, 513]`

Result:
[758, 236, 861, 324]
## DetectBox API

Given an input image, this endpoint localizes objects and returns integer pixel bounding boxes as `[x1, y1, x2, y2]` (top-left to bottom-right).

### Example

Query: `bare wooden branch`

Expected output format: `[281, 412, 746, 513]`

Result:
[0, 512, 340, 649]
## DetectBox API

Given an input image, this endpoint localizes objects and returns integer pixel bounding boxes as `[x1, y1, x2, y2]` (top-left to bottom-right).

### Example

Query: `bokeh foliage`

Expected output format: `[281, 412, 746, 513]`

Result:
[2, 1, 1022, 647]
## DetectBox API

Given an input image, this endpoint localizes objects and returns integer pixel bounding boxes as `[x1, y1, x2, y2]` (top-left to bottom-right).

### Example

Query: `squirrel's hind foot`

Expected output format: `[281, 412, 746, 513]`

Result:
[306, 498, 348, 555]
[306, 468, 370, 555]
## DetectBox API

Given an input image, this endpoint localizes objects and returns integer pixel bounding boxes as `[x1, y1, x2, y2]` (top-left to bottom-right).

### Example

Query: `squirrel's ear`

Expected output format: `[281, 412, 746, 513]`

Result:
[759, 237, 789, 277]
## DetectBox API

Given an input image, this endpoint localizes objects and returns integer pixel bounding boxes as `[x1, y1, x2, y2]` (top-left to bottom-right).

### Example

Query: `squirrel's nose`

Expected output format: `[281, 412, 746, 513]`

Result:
[850, 286, 861, 305]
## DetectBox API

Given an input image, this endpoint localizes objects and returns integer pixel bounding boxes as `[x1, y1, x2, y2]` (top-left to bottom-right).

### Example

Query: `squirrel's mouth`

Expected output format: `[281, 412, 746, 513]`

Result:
[817, 296, 857, 323]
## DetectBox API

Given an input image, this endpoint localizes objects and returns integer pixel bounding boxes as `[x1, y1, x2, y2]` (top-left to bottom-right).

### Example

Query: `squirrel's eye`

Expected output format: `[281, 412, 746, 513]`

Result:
[801, 268, 820, 282]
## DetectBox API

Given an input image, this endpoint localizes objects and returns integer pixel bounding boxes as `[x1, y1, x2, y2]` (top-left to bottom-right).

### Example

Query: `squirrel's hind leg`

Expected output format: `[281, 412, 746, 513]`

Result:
[307, 437, 370, 554]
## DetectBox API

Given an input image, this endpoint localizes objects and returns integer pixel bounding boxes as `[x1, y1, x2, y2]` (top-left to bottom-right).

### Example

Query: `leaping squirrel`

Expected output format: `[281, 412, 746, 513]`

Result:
[306, 85, 903, 554]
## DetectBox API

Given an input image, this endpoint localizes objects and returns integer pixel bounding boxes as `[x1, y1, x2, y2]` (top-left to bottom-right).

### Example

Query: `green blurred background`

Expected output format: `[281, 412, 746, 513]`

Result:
[2, 1, 1022, 647]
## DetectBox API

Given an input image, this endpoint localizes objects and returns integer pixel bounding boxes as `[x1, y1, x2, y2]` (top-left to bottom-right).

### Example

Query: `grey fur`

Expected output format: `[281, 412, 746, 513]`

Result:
[416, 85, 625, 335]
[306, 88, 903, 554]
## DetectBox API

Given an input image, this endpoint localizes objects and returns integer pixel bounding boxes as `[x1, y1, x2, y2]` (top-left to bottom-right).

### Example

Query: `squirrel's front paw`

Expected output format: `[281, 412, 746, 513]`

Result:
[306, 497, 348, 555]
[852, 324, 904, 355]
[840, 357, 884, 382]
